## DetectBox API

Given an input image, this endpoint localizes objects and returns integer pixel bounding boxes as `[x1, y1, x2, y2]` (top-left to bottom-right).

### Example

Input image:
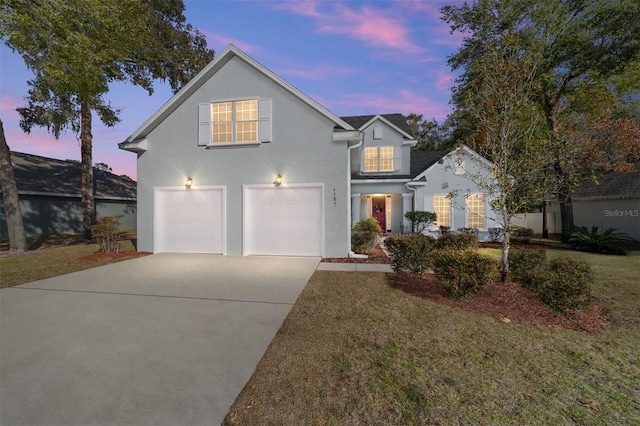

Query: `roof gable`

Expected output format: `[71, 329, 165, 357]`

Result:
[121, 45, 353, 147]
[341, 113, 416, 140]
[411, 145, 494, 181]
[5, 152, 136, 200]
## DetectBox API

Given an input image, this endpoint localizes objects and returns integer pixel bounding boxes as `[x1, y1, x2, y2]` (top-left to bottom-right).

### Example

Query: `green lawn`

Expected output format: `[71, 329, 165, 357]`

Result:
[0, 231, 147, 288]
[225, 250, 640, 425]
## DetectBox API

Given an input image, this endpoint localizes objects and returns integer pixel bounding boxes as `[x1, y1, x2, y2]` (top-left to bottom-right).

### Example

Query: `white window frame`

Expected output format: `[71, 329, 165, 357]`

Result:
[363, 146, 395, 172]
[199, 98, 271, 147]
[466, 193, 485, 229]
[433, 195, 451, 229]
[213, 98, 258, 144]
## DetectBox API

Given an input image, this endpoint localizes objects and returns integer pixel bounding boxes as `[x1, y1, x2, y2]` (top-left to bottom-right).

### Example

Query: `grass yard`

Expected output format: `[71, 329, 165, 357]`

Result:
[225, 250, 640, 425]
[0, 231, 150, 288]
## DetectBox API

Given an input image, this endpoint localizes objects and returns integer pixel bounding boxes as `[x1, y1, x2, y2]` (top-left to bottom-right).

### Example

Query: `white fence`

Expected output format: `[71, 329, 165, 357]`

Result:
[512, 212, 556, 234]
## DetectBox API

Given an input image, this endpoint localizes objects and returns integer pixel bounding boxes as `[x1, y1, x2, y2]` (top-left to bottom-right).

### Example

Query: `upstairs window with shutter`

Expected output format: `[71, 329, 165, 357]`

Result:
[199, 98, 271, 146]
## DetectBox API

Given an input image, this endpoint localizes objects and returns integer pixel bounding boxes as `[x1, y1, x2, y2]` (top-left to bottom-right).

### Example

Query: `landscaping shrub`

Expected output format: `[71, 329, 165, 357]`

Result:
[432, 249, 497, 299]
[488, 227, 504, 242]
[92, 216, 122, 253]
[351, 217, 382, 254]
[509, 248, 547, 290]
[511, 227, 535, 244]
[404, 210, 437, 234]
[539, 258, 593, 314]
[434, 232, 479, 250]
[437, 226, 450, 236]
[569, 225, 635, 255]
[384, 234, 436, 274]
[457, 227, 479, 236]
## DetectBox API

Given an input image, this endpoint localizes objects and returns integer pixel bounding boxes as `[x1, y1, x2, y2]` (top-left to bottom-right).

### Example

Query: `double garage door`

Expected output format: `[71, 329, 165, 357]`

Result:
[154, 185, 323, 256]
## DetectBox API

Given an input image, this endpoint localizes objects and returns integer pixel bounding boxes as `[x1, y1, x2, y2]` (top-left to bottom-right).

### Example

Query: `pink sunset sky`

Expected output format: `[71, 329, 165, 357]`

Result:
[0, 0, 465, 180]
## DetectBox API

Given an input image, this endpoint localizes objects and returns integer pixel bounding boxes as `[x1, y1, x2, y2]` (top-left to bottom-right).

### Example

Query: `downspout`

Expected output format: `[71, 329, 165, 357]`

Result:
[347, 132, 364, 257]
[405, 182, 418, 233]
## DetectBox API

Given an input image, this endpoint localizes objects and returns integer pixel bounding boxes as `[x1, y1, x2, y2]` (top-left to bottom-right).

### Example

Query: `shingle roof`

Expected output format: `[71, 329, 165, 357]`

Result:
[573, 163, 640, 201]
[340, 113, 415, 137]
[351, 149, 451, 180]
[6, 152, 136, 200]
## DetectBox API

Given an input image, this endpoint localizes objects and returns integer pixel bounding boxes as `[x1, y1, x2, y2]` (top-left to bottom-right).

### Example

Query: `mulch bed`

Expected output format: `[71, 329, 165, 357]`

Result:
[324, 245, 608, 333]
[322, 246, 390, 264]
[80, 251, 153, 262]
[387, 272, 609, 333]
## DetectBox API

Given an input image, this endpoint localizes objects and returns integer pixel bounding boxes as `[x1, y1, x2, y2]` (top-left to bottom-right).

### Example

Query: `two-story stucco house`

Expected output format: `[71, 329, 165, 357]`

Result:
[120, 45, 500, 257]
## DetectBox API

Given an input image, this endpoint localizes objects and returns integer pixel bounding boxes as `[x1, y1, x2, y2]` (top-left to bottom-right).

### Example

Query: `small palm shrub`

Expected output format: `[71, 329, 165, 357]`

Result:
[432, 249, 497, 299]
[511, 227, 534, 244]
[351, 217, 382, 254]
[92, 216, 122, 253]
[509, 248, 546, 290]
[538, 258, 593, 313]
[385, 234, 436, 274]
[434, 232, 478, 250]
[569, 226, 635, 255]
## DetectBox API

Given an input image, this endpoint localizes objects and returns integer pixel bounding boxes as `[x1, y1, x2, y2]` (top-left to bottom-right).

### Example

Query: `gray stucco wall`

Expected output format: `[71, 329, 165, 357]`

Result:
[135, 56, 350, 256]
[0, 195, 136, 239]
[414, 151, 501, 235]
[351, 118, 412, 176]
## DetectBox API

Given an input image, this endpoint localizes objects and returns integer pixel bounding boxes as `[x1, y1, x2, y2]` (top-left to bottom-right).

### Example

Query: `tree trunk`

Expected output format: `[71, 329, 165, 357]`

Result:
[80, 96, 95, 240]
[542, 200, 549, 239]
[501, 224, 511, 283]
[0, 119, 28, 252]
[559, 192, 574, 242]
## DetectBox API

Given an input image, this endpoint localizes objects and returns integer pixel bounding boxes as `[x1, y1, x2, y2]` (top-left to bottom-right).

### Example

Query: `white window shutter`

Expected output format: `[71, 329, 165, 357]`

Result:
[198, 103, 212, 146]
[423, 195, 433, 212]
[486, 194, 497, 227]
[259, 98, 272, 143]
[394, 147, 401, 171]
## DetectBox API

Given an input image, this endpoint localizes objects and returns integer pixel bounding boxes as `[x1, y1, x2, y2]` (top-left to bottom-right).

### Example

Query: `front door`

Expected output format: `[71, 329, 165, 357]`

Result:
[371, 195, 386, 232]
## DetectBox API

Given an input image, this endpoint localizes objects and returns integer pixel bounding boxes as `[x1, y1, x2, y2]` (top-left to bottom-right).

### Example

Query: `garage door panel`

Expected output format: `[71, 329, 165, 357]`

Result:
[154, 187, 225, 254]
[244, 185, 323, 256]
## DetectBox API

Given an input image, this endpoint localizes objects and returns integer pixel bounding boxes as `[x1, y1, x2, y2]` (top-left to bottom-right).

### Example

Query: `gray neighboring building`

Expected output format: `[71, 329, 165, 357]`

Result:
[551, 164, 640, 241]
[120, 45, 501, 257]
[0, 152, 136, 239]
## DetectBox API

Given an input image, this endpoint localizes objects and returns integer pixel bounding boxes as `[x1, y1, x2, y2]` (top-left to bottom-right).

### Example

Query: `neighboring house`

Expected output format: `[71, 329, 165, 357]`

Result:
[0, 152, 136, 239]
[120, 45, 500, 257]
[550, 164, 640, 241]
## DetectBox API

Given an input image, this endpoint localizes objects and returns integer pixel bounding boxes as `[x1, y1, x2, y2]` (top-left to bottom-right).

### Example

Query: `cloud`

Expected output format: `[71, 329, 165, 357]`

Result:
[332, 89, 452, 120]
[202, 30, 258, 53]
[275, 1, 423, 54]
[0, 94, 22, 118]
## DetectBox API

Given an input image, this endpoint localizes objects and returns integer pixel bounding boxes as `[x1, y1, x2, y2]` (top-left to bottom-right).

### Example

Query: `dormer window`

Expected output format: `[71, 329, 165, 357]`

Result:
[364, 146, 394, 172]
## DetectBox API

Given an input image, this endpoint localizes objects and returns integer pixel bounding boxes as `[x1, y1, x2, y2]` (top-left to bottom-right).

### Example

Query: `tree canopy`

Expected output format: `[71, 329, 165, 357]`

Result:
[1, 0, 214, 238]
[442, 0, 640, 239]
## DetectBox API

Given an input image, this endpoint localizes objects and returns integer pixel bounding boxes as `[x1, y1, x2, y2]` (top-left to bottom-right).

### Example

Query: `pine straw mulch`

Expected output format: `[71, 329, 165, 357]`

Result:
[387, 272, 609, 333]
[322, 246, 391, 264]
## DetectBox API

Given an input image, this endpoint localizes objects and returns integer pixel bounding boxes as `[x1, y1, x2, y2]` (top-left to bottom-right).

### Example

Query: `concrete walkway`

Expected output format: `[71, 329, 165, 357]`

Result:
[1, 254, 319, 426]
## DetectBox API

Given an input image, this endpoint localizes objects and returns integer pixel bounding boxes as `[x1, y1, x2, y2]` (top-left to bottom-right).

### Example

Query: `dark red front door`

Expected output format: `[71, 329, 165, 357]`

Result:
[372, 195, 386, 232]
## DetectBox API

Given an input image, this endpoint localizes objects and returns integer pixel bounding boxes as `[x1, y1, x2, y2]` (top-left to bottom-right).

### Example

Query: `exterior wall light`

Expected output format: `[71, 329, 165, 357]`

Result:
[185, 176, 193, 189]
[273, 174, 283, 187]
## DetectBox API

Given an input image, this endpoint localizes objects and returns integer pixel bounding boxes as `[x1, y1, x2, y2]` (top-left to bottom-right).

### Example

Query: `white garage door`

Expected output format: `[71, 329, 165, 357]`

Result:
[244, 185, 323, 256]
[154, 186, 225, 253]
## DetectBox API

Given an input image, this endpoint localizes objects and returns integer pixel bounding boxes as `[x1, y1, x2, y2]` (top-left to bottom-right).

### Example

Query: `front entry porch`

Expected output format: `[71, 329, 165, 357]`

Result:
[351, 192, 413, 234]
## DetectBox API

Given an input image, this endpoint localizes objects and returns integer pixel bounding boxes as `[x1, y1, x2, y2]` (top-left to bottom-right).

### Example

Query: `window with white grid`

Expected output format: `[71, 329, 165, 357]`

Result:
[212, 99, 258, 143]
[466, 194, 485, 229]
[363, 146, 394, 172]
[433, 195, 451, 228]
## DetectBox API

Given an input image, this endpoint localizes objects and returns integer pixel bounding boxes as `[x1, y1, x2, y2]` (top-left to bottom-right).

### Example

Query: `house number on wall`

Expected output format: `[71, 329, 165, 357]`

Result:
[333, 188, 337, 206]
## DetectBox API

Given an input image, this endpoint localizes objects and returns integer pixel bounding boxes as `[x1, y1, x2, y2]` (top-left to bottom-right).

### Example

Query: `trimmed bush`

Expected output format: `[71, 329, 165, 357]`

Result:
[509, 248, 547, 290]
[92, 216, 122, 253]
[457, 227, 479, 236]
[569, 226, 635, 255]
[384, 234, 436, 274]
[434, 232, 479, 250]
[352, 217, 382, 254]
[488, 227, 504, 242]
[539, 258, 592, 314]
[404, 211, 437, 234]
[432, 249, 497, 299]
[511, 227, 534, 244]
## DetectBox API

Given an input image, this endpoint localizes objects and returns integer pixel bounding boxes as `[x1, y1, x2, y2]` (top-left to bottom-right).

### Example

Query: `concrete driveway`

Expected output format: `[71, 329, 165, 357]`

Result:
[0, 254, 319, 426]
